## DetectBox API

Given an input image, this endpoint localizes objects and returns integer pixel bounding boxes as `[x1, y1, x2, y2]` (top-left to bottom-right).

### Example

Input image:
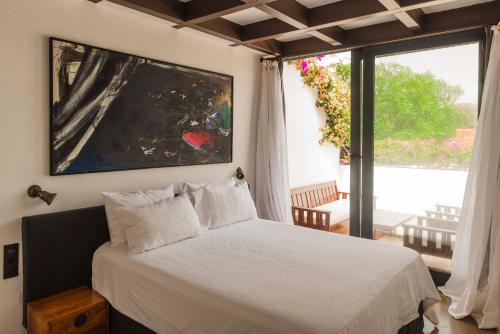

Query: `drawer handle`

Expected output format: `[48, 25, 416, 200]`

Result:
[74, 313, 88, 328]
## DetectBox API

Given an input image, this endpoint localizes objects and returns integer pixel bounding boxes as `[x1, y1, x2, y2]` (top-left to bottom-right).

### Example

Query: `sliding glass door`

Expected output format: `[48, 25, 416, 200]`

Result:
[350, 30, 485, 277]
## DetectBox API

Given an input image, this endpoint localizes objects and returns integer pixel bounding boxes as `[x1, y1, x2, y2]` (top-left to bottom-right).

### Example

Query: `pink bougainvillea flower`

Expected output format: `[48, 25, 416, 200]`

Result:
[290, 58, 350, 149]
[300, 60, 310, 74]
[405, 143, 414, 152]
[442, 139, 459, 150]
[418, 139, 435, 146]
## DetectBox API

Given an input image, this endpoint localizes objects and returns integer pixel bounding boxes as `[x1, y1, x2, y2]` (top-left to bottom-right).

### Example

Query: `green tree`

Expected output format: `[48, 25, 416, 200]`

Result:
[375, 63, 464, 140]
[454, 102, 477, 128]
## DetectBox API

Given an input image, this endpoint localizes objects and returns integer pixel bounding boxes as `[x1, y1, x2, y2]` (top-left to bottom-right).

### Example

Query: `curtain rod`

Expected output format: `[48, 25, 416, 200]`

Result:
[260, 56, 283, 63]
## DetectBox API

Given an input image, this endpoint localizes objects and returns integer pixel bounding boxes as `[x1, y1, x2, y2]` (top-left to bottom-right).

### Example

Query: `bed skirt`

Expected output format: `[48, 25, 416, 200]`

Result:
[110, 303, 425, 334]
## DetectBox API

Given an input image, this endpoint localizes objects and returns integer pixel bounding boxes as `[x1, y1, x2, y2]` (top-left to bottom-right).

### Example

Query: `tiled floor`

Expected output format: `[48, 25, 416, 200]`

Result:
[423, 294, 498, 334]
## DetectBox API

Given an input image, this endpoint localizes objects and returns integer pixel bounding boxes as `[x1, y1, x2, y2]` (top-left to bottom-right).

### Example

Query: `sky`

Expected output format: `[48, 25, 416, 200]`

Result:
[323, 43, 480, 105]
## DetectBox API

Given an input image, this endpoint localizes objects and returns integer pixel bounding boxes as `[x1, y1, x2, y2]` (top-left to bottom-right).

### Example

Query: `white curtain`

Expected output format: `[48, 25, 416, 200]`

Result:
[440, 23, 500, 329]
[255, 60, 293, 224]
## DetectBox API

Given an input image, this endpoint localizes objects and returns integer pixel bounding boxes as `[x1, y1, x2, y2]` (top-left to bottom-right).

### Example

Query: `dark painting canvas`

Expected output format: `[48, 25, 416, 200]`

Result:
[50, 38, 233, 175]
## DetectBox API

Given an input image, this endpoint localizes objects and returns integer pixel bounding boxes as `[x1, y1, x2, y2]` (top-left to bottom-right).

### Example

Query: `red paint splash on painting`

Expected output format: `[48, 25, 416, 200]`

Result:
[182, 131, 214, 150]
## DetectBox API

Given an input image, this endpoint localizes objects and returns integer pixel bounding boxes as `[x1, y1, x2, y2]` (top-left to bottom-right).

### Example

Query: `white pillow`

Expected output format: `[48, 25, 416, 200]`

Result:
[179, 177, 236, 194]
[114, 195, 202, 254]
[102, 185, 175, 245]
[205, 182, 257, 229]
[190, 187, 212, 229]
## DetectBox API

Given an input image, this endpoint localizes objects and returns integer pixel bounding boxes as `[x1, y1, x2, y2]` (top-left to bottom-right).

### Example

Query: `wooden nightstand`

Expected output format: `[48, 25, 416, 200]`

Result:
[27, 286, 108, 334]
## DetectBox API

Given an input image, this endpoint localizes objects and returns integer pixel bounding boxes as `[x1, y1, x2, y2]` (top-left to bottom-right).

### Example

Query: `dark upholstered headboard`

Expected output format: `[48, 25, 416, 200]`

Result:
[21, 205, 110, 326]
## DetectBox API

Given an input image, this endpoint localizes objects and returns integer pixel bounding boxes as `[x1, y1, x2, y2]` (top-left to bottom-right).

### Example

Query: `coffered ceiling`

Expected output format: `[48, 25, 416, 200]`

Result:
[89, 0, 500, 58]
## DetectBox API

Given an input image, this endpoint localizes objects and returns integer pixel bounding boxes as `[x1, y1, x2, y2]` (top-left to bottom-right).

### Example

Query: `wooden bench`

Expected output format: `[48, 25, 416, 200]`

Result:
[290, 181, 349, 234]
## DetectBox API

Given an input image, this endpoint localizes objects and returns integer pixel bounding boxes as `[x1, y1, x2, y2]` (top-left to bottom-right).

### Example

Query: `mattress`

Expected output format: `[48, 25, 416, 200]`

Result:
[92, 219, 440, 334]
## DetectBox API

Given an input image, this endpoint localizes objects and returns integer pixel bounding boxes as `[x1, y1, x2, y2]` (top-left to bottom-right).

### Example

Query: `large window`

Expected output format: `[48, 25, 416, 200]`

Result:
[373, 43, 479, 272]
[351, 30, 484, 277]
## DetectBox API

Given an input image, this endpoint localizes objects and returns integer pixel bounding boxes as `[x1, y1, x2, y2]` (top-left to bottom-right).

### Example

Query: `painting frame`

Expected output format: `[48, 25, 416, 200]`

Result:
[49, 37, 234, 176]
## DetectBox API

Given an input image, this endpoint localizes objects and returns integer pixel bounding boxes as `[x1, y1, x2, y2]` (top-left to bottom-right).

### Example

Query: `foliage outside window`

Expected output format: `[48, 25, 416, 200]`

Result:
[289, 57, 351, 160]
[291, 56, 475, 169]
[374, 63, 474, 169]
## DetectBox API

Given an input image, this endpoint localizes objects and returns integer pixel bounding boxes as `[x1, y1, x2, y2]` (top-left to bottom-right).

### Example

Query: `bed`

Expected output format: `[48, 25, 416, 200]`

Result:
[22, 206, 440, 334]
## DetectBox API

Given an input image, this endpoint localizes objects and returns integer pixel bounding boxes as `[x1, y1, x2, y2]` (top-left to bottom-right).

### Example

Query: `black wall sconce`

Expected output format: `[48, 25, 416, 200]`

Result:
[27, 185, 57, 205]
[235, 167, 245, 180]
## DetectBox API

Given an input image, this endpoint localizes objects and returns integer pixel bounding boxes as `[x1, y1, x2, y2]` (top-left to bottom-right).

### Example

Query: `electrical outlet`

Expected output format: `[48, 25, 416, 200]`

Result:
[3, 243, 19, 279]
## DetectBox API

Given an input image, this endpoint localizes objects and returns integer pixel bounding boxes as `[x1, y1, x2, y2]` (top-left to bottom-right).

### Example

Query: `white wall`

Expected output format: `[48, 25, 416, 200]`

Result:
[283, 62, 340, 189]
[0, 1, 260, 333]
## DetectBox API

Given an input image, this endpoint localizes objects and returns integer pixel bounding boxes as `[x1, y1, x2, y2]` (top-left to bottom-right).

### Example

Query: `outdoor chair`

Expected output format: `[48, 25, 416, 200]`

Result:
[402, 204, 460, 259]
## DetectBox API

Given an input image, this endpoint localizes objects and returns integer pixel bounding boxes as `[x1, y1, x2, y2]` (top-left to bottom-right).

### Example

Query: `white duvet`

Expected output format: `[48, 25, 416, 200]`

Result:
[93, 219, 440, 334]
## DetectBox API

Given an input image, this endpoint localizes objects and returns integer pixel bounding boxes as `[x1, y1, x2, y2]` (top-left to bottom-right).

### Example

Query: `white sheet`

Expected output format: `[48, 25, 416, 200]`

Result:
[93, 219, 440, 334]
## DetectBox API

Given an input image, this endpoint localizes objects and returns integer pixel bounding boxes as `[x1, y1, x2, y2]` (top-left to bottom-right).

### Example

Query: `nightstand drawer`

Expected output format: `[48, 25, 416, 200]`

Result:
[49, 302, 107, 334]
[80, 325, 107, 334]
[28, 287, 109, 334]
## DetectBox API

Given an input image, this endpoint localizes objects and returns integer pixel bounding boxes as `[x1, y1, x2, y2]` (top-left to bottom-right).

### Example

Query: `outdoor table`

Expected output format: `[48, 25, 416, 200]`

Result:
[373, 209, 416, 237]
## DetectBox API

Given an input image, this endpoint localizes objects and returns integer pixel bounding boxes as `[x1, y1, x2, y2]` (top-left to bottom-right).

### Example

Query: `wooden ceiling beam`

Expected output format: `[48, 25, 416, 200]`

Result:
[89, 0, 282, 55]
[241, 18, 297, 41]
[282, 1, 500, 58]
[104, 0, 184, 24]
[191, 18, 282, 55]
[174, 0, 278, 28]
[309, 27, 346, 46]
[246, 39, 283, 56]
[89, 0, 496, 57]
[405, 9, 425, 30]
[246, 0, 344, 45]
[378, 0, 424, 31]
[192, 18, 242, 43]
[423, 1, 500, 32]
[240, 0, 463, 44]
[252, 0, 309, 28]
[308, 0, 386, 28]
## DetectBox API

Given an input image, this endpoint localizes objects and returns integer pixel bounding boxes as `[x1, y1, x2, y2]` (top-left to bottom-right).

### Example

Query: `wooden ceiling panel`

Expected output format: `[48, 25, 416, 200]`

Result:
[176, 0, 278, 28]
[282, 37, 335, 56]
[89, 0, 500, 57]
[247, 39, 284, 55]
[405, 9, 425, 30]
[193, 18, 242, 42]
[241, 18, 298, 42]
[308, 0, 387, 28]
[423, 1, 500, 32]
[238, 0, 440, 45]
[261, 0, 310, 28]
[311, 26, 346, 45]
[282, 0, 500, 57]
[378, 0, 424, 31]
[345, 20, 413, 45]
[105, 0, 184, 24]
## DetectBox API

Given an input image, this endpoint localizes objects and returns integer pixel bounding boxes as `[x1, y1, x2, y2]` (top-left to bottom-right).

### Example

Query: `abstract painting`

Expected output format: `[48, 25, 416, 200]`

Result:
[50, 38, 233, 175]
